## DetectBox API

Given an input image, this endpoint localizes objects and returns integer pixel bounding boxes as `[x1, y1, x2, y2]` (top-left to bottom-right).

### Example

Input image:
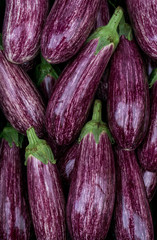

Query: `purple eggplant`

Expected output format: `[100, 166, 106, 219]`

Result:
[138, 69, 157, 171]
[142, 169, 157, 202]
[0, 50, 45, 137]
[114, 148, 154, 240]
[21, 58, 37, 72]
[46, 7, 123, 146]
[107, 21, 149, 150]
[25, 127, 66, 240]
[41, 0, 100, 64]
[2, 0, 48, 64]
[0, 126, 31, 240]
[94, 0, 110, 29]
[126, 0, 157, 60]
[67, 100, 115, 239]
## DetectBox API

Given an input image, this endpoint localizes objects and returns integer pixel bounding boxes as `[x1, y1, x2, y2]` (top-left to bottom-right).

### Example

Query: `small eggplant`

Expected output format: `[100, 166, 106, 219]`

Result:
[138, 70, 157, 171]
[25, 127, 66, 240]
[142, 169, 157, 202]
[94, 0, 110, 30]
[114, 148, 154, 240]
[46, 7, 123, 146]
[67, 100, 115, 239]
[107, 20, 149, 150]
[0, 125, 31, 240]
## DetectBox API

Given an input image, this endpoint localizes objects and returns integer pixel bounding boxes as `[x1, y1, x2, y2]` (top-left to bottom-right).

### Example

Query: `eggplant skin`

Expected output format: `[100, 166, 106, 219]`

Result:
[46, 40, 114, 146]
[67, 133, 115, 240]
[27, 157, 66, 240]
[94, 0, 110, 29]
[2, 0, 48, 64]
[107, 36, 149, 150]
[41, 0, 100, 64]
[126, 0, 157, 60]
[114, 148, 154, 240]
[0, 51, 45, 137]
[0, 139, 31, 240]
[40, 75, 57, 102]
[142, 169, 157, 202]
[138, 82, 157, 171]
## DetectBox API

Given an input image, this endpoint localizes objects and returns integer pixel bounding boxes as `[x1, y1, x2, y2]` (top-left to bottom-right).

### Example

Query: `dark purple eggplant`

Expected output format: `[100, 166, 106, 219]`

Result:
[25, 127, 66, 240]
[94, 0, 110, 29]
[114, 148, 154, 240]
[66, 100, 115, 239]
[0, 50, 45, 137]
[46, 7, 123, 146]
[21, 58, 37, 72]
[107, 21, 149, 150]
[35, 55, 59, 102]
[0, 126, 31, 240]
[2, 0, 48, 64]
[41, 0, 100, 64]
[142, 169, 157, 202]
[126, 0, 157, 60]
[138, 69, 157, 171]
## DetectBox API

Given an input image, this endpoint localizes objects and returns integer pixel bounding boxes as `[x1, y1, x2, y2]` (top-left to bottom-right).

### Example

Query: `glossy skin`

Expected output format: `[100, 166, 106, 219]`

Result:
[107, 36, 149, 150]
[41, 0, 100, 64]
[126, 0, 157, 60]
[3, 0, 48, 64]
[138, 81, 157, 171]
[142, 169, 157, 202]
[40, 75, 57, 102]
[46, 39, 114, 146]
[0, 139, 31, 240]
[67, 133, 115, 239]
[27, 157, 66, 240]
[114, 148, 154, 240]
[0, 51, 45, 137]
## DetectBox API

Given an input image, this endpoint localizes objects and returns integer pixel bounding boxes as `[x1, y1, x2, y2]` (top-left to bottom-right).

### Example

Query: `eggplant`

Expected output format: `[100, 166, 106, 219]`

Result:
[0, 50, 45, 137]
[2, 0, 48, 64]
[107, 20, 149, 150]
[41, 0, 100, 64]
[142, 169, 157, 202]
[126, 0, 157, 60]
[25, 127, 66, 240]
[94, 0, 110, 30]
[0, 125, 31, 240]
[138, 69, 157, 171]
[46, 7, 123, 146]
[114, 148, 154, 240]
[67, 100, 115, 239]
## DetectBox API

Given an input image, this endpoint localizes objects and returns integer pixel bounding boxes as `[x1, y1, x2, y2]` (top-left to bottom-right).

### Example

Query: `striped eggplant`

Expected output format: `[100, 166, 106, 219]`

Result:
[25, 127, 66, 240]
[114, 148, 154, 240]
[0, 50, 45, 137]
[2, 0, 48, 64]
[126, 0, 157, 60]
[46, 7, 123, 146]
[142, 169, 157, 202]
[0, 126, 31, 240]
[138, 69, 157, 171]
[67, 100, 115, 239]
[107, 21, 149, 150]
[94, 0, 110, 30]
[41, 0, 100, 64]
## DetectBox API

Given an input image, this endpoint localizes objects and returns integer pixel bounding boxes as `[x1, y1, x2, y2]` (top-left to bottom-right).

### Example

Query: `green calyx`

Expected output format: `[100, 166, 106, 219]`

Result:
[78, 100, 114, 144]
[149, 69, 157, 88]
[87, 6, 123, 55]
[0, 123, 24, 148]
[0, 33, 3, 50]
[36, 54, 59, 86]
[118, 15, 133, 40]
[25, 127, 56, 165]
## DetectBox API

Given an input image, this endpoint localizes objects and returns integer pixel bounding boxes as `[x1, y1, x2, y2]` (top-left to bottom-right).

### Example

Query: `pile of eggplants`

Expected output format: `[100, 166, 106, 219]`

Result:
[0, 0, 157, 239]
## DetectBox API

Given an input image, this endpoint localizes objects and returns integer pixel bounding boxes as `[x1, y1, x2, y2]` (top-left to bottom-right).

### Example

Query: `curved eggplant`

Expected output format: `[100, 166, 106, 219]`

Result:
[138, 70, 157, 171]
[107, 22, 149, 150]
[25, 127, 66, 240]
[2, 0, 48, 64]
[41, 0, 100, 64]
[126, 0, 157, 60]
[0, 126, 31, 240]
[46, 7, 123, 146]
[142, 169, 157, 202]
[0, 50, 45, 137]
[114, 148, 154, 240]
[67, 100, 115, 239]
